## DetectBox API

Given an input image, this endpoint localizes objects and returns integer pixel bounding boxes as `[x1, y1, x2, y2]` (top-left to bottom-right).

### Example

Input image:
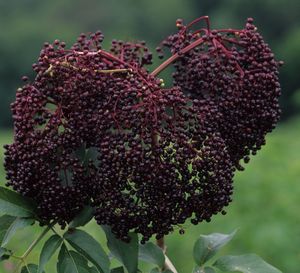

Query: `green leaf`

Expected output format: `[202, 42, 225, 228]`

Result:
[64, 229, 110, 273]
[0, 215, 16, 242]
[213, 254, 282, 273]
[193, 266, 216, 273]
[1, 217, 34, 247]
[102, 226, 138, 273]
[203, 267, 216, 273]
[38, 234, 62, 273]
[150, 268, 173, 273]
[150, 269, 160, 273]
[139, 242, 165, 267]
[193, 230, 236, 266]
[90, 267, 100, 273]
[21, 264, 41, 273]
[0, 187, 37, 218]
[0, 254, 10, 261]
[0, 247, 7, 257]
[57, 244, 95, 273]
[0, 247, 11, 261]
[111, 267, 125, 273]
[69, 206, 94, 228]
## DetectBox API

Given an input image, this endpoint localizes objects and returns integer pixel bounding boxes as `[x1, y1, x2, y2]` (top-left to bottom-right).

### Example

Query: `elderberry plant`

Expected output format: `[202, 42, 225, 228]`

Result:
[0, 16, 282, 273]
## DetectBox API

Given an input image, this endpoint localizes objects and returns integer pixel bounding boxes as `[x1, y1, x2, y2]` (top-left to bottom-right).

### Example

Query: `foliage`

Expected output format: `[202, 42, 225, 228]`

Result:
[0, 188, 282, 272]
[0, 4, 296, 272]
[4, 16, 281, 244]
[1, 115, 300, 272]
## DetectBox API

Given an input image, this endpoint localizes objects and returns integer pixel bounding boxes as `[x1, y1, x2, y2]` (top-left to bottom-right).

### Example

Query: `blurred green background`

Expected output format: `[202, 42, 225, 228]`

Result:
[0, 0, 299, 272]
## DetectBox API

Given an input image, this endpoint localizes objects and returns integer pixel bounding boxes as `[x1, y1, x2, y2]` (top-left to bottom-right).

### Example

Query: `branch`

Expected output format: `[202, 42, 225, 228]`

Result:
[13, 222, 55, 273]
[151, 38, 204, 77]
[156, 237, 178, 273]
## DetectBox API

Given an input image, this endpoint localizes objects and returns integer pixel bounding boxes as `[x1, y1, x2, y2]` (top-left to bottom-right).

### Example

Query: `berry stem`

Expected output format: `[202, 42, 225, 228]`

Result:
[156, 237, 165, 251]
[22, 223, 53, 259]
[73, 50, 128, 67]
[151, 38, 204, 77]
[13, 222, 55, 273]
[58, 61, 131, 74]
[72, 50, 150, 85]
[164, 255, 179, 273]
[186, 15, 210, 32]
[156, 237, 178, 273]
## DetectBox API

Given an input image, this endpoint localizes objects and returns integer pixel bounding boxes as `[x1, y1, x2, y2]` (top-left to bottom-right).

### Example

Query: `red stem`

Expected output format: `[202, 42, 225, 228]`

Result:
[217, 29, 243, 33]
[186, 15, 210, 32]
[222, 37, 245, 46]
[74, 50, 128, 67]
[73, 49, 152, 86]
[151, 37, 204, 77]
[192, 28, 209, 36]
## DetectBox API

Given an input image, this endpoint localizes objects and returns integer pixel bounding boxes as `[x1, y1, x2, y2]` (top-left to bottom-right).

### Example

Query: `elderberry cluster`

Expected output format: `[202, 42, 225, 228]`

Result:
[157, 17, 282, 168]
[4, 17, 281, 242]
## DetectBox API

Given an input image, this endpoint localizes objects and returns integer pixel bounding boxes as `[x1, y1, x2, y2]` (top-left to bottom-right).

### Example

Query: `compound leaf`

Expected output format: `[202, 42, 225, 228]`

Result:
[38, 234, 62, 273]
[193, 230, 236, 266]
[139, 242, 165, 268]
[0, 187, 37, 218]
[64, 229, 110, 273]
[102, 226, 138, 273]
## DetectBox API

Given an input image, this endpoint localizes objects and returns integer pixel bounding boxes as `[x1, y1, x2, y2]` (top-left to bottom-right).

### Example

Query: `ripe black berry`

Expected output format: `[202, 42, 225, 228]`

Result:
[4, 16, 281, 242]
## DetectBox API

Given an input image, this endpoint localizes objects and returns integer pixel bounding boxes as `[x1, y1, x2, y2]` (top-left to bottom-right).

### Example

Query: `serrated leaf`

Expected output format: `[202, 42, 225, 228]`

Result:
[38, 234, 62, 273]
[21, 264, 41, 273]
[64, 229, 110, 273]
[213, 254, 282, 273]
[193, 266, 216, 273]
[111, 267, 125, 273]
[1, 217, 34, 247]
[0, 187, 37, 218]
[57, 244, 95, 273]
[193, 230, 236, 266]
[139, 242, 165, 267]
[69, 206, 94, 228]
[102, 226, 138, 273]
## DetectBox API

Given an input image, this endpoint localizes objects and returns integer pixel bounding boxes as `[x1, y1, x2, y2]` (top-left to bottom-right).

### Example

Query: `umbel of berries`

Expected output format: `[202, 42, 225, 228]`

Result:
[4, 16, 282, 242]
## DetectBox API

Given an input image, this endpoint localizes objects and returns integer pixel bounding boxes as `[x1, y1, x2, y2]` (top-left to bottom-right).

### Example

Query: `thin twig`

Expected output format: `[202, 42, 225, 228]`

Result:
[13, 222, 55, 273]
